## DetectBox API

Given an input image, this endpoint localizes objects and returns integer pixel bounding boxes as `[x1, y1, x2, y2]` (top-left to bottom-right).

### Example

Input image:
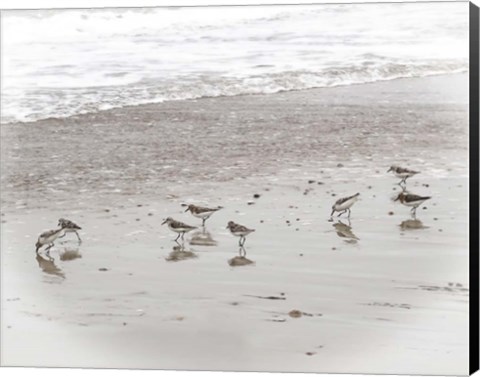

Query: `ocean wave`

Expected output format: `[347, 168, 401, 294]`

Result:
[1, 59, 467, 124]
[1, 3, 468, 124]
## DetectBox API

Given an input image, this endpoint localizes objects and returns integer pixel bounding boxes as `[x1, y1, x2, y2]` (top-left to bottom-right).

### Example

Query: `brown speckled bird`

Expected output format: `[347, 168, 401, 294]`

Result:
[226, 221, 255, 246]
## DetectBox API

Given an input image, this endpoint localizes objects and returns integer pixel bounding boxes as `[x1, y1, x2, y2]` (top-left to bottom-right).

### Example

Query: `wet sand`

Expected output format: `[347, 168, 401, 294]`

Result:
[0, 73, 469, 374]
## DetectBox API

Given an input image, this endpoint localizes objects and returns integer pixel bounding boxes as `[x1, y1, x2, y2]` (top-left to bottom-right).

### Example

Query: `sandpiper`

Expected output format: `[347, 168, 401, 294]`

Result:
[185, 204, 223, 226]
[226, 221, 255, 246]
[35, 228, 66, 254]
[387, 165, 419, 185]
[394, 192, 431, 216]
[58, 218, 82, 242]
[162, 217, 197, 242]
[330, 193, 360, 218]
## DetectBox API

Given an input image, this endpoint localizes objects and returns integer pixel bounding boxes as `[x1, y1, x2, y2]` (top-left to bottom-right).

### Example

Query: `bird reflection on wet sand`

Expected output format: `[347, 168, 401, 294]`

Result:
[36, 253, 65, 279]
[189, 227, 217, 246]
[165, 242, 198, 262]
[59, 247, 82, 261]
[228, 246, 254, 267]
[399, 218, 428, 230]
[332, 219, 359, 243]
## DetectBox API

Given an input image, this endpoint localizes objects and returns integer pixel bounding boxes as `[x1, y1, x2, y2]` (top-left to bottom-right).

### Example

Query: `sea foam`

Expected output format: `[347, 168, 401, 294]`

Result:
[1, 3, 469, 123]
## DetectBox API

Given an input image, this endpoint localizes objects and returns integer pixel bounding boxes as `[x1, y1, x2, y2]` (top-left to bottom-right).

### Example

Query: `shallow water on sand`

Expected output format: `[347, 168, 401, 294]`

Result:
[0, 74, 469, 373]
[0, 74, 468, 212]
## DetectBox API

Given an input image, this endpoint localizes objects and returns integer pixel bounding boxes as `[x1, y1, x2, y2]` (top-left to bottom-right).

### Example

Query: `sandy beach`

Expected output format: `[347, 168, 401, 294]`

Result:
[0, 73, 469, 374]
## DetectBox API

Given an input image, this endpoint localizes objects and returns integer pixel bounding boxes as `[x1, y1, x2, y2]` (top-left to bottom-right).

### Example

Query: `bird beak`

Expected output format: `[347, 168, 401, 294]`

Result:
[387, 167, 392, 172]
[161, 219, 167, 225]
[184, 207, 189, 212]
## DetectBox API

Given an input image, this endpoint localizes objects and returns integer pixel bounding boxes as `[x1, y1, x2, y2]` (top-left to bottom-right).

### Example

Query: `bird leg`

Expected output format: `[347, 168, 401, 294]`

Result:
[347, 208, 351, 218]
[239, 236, 247, 247]
[202, 218, 206, 227]
[46, 254, 54, 261]
[74, 231, 82, 243]
[181, 232, 185, 241]
[174, 233, 181, 242]
[239, 246, 246, 257]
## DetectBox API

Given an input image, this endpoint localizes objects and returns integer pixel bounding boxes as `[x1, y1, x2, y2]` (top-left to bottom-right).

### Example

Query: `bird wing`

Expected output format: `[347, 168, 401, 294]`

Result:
[397, 167, 418, 174]
[66, 220, 82, 229]
[335, 194, 355, 206]
[61, 219, 81, 229]
[195, 206, 220, 213]
[40, 229, 58, 238]
[171, 220, 196, 229]
[234, 224, 254, 233]
[404, 194, 430, 202]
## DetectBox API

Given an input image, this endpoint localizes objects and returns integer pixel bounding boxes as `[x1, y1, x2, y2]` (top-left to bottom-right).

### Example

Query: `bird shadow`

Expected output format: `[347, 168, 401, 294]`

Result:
[58, 247, 82, 261]
[399, 218, 429, 231]
[228, 246, 255, 267]
[332, 219, 360, 243]
[189, 226, 218, 246]
[165, 241, 198, 262]
[35, 253, 65, 279]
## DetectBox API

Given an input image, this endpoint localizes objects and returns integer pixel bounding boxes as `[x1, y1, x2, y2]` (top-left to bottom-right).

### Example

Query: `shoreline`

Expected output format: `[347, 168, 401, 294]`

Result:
[0, 72, 468, 127]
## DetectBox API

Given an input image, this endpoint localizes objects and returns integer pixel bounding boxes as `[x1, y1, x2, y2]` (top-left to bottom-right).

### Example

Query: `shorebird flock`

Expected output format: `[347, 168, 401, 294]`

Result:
[35, 165, 431, 255]
[161, 204, 255, 247]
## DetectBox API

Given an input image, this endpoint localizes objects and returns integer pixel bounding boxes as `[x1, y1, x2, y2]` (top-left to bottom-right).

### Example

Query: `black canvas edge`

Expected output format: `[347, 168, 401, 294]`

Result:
[470, 1, 480, 376]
